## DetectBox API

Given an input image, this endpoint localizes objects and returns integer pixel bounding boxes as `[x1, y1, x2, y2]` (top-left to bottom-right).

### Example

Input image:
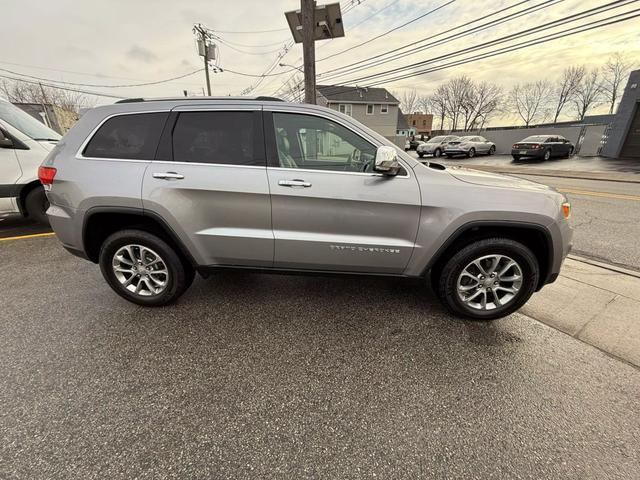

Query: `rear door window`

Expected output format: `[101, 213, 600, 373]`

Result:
[171, 111, 262, 166]
[83, 112, 168, 160]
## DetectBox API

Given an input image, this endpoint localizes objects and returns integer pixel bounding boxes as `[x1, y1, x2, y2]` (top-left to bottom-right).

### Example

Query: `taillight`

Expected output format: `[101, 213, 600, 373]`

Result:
[512, 144, 518, 149]
[38, 166, 57, 186]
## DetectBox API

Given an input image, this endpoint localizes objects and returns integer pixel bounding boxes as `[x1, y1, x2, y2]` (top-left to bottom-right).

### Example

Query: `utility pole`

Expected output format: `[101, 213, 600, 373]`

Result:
[193, 24, 213, 96]
[301, 0, 316, 104]
[285, 2, 344, 104]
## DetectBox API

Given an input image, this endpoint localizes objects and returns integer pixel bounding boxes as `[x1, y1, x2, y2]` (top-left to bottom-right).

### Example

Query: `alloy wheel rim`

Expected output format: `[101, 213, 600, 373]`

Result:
[112, 244, 169, 296]
[456, 254, 523, 311]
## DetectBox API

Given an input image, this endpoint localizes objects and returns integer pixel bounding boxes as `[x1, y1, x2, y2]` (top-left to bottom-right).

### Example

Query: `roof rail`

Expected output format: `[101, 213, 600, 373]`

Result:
[115, 96, 284, 104]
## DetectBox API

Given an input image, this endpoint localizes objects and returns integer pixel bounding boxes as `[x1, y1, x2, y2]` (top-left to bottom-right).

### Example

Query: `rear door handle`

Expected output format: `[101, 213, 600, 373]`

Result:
[279, 179, 311, 187]
[153, 172, 184, 180]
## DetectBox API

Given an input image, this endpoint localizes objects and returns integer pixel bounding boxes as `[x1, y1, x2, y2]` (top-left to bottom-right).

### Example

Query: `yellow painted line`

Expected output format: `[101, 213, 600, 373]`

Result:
[0, 232, 56, 242]
[559, 188, 640, 202]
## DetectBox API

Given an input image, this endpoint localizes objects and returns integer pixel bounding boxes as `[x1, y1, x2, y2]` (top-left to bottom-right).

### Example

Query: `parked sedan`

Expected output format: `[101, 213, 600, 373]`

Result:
[444, 135, 496, 158]
[511, 135, 575, 161]
[416, 135, 459, 158]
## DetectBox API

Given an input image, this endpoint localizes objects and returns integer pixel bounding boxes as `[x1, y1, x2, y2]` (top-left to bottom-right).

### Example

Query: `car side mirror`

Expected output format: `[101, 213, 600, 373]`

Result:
[0, 129, 14, 148]
[373, 146, 400, 176]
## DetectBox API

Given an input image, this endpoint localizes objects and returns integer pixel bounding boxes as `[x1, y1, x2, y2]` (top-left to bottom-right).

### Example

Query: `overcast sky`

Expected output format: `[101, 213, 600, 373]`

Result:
[1, 0, 638, 121]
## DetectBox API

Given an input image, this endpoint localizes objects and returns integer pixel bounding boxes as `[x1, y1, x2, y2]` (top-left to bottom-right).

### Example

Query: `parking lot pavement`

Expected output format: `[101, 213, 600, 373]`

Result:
[0, 215, 51, 239]
[410, 151, 640, 175]
[2, 236, 639, 479]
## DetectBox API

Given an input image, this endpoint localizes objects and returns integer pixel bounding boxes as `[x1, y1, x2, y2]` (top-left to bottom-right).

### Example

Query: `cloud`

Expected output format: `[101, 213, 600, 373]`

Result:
[126, 45, 159, 63]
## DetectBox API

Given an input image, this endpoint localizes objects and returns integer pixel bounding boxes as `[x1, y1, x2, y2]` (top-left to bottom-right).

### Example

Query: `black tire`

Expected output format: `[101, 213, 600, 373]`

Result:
[488, 145, 496, 155]
[512, 155, 521, 161]
[543, 149, 551, 161]
[467, 148, 476, 158]
[436, 238, 539, 320]
[433, 148, 442, 158]
[565, 147, 574, 158]
[418, 152, 424, 158]
[99, 229, 194, 307]
[24, 186, 50, 225]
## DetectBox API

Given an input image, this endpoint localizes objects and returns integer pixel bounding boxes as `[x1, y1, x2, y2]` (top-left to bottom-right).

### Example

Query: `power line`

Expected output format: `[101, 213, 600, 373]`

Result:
[0, 66, 205, 88]
[314, 6, 640, 98]
[317, 0, 540, 81]
[315, 0, 456, 63]
[320, 0, 636, 89]
[0, 73, 126, 99]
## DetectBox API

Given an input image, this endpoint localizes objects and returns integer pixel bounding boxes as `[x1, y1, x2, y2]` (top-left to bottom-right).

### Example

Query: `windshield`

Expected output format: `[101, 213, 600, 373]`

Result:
[0, 100, 61, 141]
[427, 136, 447, 143]
[521, 135, 549, 142]
[459, 136, 475, 141]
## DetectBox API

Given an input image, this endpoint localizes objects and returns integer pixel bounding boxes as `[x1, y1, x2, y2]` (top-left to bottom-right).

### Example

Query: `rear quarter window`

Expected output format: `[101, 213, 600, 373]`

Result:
[83, 112, 168, 160]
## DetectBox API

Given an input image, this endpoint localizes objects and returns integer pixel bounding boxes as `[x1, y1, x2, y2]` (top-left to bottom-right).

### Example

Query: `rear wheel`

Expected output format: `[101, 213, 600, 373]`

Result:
[418, 152, 424, 158]
[436, 238, 539, 320]
[467, 148, 476, 158]
[488, 145, 496, 155]
[433, 148, 442, 158]
[543, 149, 551, 161]
[24, 186, 50, 225]
[565, 147, 574, 158]
[99, 229, 194, 306]
[512, 155, 521, 161]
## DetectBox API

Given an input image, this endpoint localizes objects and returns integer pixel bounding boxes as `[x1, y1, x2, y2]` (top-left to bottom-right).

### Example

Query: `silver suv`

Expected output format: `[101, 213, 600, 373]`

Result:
[41, 97, 572, 320]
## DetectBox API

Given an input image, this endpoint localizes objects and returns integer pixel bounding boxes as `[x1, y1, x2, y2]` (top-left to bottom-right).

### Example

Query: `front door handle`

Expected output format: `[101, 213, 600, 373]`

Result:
[279, 179, 311, 187]
[153, 172, 184, 180]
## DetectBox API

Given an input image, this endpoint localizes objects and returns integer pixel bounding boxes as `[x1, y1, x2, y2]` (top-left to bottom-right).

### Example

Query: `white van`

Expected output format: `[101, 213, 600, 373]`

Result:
[0, 98, 61, 224]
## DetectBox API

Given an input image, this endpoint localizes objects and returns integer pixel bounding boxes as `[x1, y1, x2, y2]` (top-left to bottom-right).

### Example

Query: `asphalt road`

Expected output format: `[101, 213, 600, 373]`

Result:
[514, 174, 640, 271]
[1, 237, 639, 479]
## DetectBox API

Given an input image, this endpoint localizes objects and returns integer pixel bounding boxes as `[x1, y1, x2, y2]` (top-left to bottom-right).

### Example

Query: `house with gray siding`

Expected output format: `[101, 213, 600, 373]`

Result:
[316, 85, 400, 137]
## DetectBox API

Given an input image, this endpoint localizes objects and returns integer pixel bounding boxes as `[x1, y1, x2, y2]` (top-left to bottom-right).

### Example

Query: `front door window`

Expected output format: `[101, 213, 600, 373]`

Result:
[272, 112, 377, 173]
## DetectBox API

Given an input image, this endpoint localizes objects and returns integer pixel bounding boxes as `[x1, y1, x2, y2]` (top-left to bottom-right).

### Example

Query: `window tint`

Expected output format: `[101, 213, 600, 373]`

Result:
[172, 111, 260, 165]
[272, 112, 377, 173]
[84, 112, 167, 160]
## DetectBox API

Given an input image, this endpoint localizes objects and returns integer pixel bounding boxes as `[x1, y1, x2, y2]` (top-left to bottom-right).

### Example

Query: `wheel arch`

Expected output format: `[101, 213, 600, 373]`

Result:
[82, 207, 197, 268]
[17, 180, 44, 215]
[425, 221, 554, 291]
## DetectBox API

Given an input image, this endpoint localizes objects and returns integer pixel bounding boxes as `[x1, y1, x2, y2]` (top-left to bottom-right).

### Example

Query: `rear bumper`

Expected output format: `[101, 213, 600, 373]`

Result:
[46, 203, 87, 258]
[511, 149, 544, 158]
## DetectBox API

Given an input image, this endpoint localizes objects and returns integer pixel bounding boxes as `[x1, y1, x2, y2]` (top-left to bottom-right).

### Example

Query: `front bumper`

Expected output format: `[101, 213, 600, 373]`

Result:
[444, 148, 469, 155]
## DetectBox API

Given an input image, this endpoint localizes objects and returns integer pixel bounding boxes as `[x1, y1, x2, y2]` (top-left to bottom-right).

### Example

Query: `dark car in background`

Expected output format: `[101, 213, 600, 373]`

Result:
[512, 135, 574, 161]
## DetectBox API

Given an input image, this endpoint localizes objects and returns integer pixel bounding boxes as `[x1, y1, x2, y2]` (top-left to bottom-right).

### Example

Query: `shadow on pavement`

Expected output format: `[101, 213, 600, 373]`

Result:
[0, 214, 52, 239]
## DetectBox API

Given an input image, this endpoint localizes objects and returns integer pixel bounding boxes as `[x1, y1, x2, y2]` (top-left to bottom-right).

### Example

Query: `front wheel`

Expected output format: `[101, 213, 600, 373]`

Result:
[488, 146, 496, 155]
[433, 148, 442, 158]
[436, 238, 539, 320]
[24, 186, 50, 225]
[99, 229, 194, 306]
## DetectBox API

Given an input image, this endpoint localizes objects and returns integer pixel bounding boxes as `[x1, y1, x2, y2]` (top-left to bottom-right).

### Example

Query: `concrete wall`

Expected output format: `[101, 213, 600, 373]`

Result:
[327, 103, 399, 137]
[601, 70, 640, 158]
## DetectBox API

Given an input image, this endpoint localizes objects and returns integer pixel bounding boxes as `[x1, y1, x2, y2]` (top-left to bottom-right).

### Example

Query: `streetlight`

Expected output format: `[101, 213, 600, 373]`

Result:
[279, 63, 303, 73]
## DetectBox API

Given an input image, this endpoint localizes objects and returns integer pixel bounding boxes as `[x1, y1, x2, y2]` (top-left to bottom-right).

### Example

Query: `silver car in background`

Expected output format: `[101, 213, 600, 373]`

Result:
[444, 135, 496, 158]
[416, 135, 459, 158]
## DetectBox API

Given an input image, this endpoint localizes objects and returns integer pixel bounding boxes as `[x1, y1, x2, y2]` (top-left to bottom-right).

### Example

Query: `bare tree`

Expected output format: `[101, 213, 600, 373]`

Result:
[601, 52, 632, 114]
[552, 65, 585, 122]
[573, 69, 603, 120]
[0, 79, 95, 113]
[461, 81, 503, 131]
[444, 75, 474, 131]
[398, 88, 419, 114]
[509, 80, 553, 127]
[418, 95, 432, 114]
[429, 85, 449, 131]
